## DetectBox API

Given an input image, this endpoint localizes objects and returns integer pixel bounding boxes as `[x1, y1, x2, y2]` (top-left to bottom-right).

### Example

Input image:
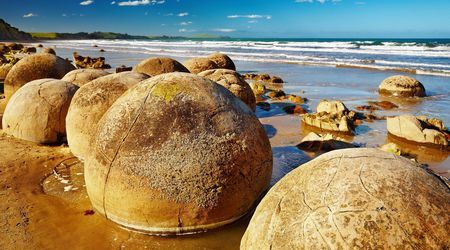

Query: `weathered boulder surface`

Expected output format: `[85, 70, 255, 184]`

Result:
[387, 115, 448, 147]
[379, 75, 426, 97]
[4, 53, 75, 101]
[198, 69, 255, 111]
[184, 57, 218, 74]
[133, 57, 189, 76]
[302, 100, 355, 134]
[62, 69, 110, 87]
[241, 148, 450, 249]
[207, 53, 236, 70]
[66, 72, 149, 160]
[2, 79, 78, 144]
[84, 72, 273, 235]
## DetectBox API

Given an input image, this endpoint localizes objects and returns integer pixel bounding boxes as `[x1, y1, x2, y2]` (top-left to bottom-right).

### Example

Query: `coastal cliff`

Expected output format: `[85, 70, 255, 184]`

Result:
[0, 19, 32, 41]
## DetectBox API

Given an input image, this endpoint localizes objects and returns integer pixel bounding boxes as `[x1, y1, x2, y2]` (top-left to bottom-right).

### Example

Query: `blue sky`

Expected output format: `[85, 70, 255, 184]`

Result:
[1, 0, 450, 38]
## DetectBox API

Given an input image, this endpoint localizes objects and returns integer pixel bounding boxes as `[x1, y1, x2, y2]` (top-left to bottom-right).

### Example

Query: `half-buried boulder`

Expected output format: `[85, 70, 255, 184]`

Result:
[66, 72, 149, 160]
[387, 115, 448, 148]
[2, 79, 78, 144]
[207, 53, 236, 70]
[198, 69, 256, 111]
[184, 57, 218, 74]
[379, 75, 426, 97]
[4, 53, 75, 101]
[62, 69, 110, 87]
[241, 148, 450, 249]
[133, 57, 189, 76]
[84, 72, 273, 235]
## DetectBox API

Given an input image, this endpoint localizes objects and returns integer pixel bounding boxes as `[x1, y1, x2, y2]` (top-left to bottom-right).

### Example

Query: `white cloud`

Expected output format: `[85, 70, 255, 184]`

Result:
[62, 13, 67, 17]
[227, 14, 271, 20]
[23, 13, 37, 18]
[177, 12, 189, 17]
[80, 0, 94, 6]
[179, 21, 192, 26]
[213, 28, 236, 33]
[179, 28, 196, 32]
[116, 0, 165, 6]
[111, 1, 116, 4]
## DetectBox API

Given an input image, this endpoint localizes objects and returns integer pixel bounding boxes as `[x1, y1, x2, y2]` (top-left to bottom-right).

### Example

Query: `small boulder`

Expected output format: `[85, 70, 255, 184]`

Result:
[316, 99, 348, 115]
[62, 69, 110, 87]
[379, 75, 426, 97]
[21, 47, 36, 53]
[207, 53, 236, 70]
[42, 48, 56, 55]
[288, 94, 305, 104]
[368, 100, 398, 110]
[116, 65, 132, 73]
[4, 53, 75, 101]
[283, 105, 307, 115]
[249, 81, 266, 96]
[184, 57, 218, 74]
[266, 90, 286, 100]
[2, 79, 78, 144]
[133, 57, 189, 76]
[198, 69, 255, 111]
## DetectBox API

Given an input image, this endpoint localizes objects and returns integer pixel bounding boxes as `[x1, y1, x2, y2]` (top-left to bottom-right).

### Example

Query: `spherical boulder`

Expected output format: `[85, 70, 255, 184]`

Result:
[184, 57, 218, 74]
[198, 69, 256, 111]
[42, 47, 56, 55]
[66, 72, 149, 160]
[2, 79, 79, 144]
[379, 75, 426, 97]
[4, 53, 75, 101]
[62, 69, 110, 87]
[207, 53, 236, 71]
[241, 148, 450, 249]
[0, 63, 13, 80]
[133, 57, 189, 76]
[85, 72, 272, 235]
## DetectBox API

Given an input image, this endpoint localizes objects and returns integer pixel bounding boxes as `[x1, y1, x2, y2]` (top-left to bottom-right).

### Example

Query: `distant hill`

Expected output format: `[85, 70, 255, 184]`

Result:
[30, 32, 150, 40]
[0, 19, 32, 41]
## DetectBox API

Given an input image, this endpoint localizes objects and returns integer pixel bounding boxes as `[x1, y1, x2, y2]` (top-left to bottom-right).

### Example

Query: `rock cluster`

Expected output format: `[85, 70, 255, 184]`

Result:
[84, 72, 272, 235]
[241, 148, 450, 249]
[387, 115, 448, 148]
[73, 52, 111, 69]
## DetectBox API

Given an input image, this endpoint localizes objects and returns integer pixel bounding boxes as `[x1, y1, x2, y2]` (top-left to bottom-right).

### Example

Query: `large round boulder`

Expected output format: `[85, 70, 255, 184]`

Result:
[4, 53, 75, 101]
[66, 72, 149, 160]
[379, 75, 426, 97]
[133, 57, 189, 76]
[0, 63, 13, 80]
[2, 79, 79, 144]
[207, 53, 236, 71]
[184, 57, 218, 74]
[198, 69, 256, 111]
[85, 72, 272, 235]
[241, 148, 450, 249]
[62, 69, 110, 87]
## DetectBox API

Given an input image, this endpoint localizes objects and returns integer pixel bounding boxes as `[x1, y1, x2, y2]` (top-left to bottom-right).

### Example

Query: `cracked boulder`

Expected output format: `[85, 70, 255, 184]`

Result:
[184, 57, 218, 74]
[4, 53, 75, 102]
[84, 72, 273, 235]
[241, 148, 450, 249]
[379, 75, 426, 97]
[133, 57, 189, 76]
[198, 69, 256, 111]
[62, 68, 110, 87]
[207, 53, 236, 71]
[301, 100, 354, 134]
[2, 79, 78, 144]
[387, 115, 448, 148]
[66, 72, 149, 160]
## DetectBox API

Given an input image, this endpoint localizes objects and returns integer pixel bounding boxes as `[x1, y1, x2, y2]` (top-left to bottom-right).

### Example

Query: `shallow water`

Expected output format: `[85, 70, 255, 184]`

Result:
[4, 41, 449, 249]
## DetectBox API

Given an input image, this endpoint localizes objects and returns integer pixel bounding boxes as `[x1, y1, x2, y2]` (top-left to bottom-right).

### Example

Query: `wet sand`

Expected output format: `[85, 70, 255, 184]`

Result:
[0, 46, 449, 249]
